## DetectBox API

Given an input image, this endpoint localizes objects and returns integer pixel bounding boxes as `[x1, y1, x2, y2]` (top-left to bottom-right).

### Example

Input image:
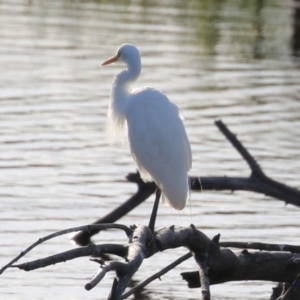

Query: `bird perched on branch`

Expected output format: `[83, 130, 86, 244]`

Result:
[102, 43, 192, 211]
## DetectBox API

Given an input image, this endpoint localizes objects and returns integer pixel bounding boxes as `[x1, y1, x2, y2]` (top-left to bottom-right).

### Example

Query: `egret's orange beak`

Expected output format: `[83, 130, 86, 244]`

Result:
[101, 54, 118, 66]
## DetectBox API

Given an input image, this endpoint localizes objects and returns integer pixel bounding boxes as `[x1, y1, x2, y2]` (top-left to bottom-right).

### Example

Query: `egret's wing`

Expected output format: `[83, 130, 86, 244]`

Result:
[125, 88, 192, 210]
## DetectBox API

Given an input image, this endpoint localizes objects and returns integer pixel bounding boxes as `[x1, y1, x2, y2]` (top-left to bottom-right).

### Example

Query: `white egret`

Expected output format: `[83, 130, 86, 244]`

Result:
[102, 44, 192, 211]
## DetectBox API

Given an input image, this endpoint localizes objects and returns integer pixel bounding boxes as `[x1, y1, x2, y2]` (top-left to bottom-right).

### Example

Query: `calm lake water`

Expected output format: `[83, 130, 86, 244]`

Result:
[0, 0, 300, 299]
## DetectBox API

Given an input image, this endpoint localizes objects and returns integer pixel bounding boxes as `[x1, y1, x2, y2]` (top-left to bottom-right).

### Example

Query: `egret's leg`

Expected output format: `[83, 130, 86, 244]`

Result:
[148, 188, 161, 232]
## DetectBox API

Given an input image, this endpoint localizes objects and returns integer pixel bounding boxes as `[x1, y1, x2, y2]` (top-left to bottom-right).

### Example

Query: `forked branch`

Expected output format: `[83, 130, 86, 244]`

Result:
[190, 120, 300, 207]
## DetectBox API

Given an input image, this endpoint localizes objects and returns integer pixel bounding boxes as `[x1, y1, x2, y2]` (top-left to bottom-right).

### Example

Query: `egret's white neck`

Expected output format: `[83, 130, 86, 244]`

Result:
[110, 59, 141, 115]
[107, 59, 141, 144]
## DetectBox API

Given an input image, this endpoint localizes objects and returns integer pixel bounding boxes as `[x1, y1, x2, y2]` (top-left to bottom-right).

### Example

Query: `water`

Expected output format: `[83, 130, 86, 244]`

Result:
[0, 0, 299, 299]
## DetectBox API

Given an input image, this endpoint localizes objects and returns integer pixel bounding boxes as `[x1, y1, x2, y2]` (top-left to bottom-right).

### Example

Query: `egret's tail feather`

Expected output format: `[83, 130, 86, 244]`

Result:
[161, 174, 189, 211]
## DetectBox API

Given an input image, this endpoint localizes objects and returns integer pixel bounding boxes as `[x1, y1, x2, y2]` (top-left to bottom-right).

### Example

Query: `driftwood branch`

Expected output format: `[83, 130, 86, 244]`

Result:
[219, 241, 300, 253]
[0, 223, 131, 275]
[181, 248, 300, 287]
[3, 224, 300, 300]
[72, 120, 300, 246]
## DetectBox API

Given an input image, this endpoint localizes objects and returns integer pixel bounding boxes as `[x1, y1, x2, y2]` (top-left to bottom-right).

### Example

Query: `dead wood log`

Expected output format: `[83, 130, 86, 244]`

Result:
[181, 250, 300, 287]
[3, 223, 300, 300]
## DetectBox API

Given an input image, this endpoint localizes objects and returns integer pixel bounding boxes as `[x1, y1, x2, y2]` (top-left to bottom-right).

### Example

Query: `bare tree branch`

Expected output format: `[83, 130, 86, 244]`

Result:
[12, 243, 127, 272]
[215, 120, 265, 177]
[0, 224, 131, 274]
[190, 120, 300, 208]
[219, 241, 300, 253]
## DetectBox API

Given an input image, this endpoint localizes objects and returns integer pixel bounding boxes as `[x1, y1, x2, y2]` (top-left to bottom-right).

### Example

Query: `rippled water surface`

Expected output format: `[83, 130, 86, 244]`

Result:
[0, 0, 300, 299]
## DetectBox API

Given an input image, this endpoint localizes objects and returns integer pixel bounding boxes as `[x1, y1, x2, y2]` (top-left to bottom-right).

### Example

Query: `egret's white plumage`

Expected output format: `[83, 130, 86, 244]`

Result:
[102, 44, 192, 210]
